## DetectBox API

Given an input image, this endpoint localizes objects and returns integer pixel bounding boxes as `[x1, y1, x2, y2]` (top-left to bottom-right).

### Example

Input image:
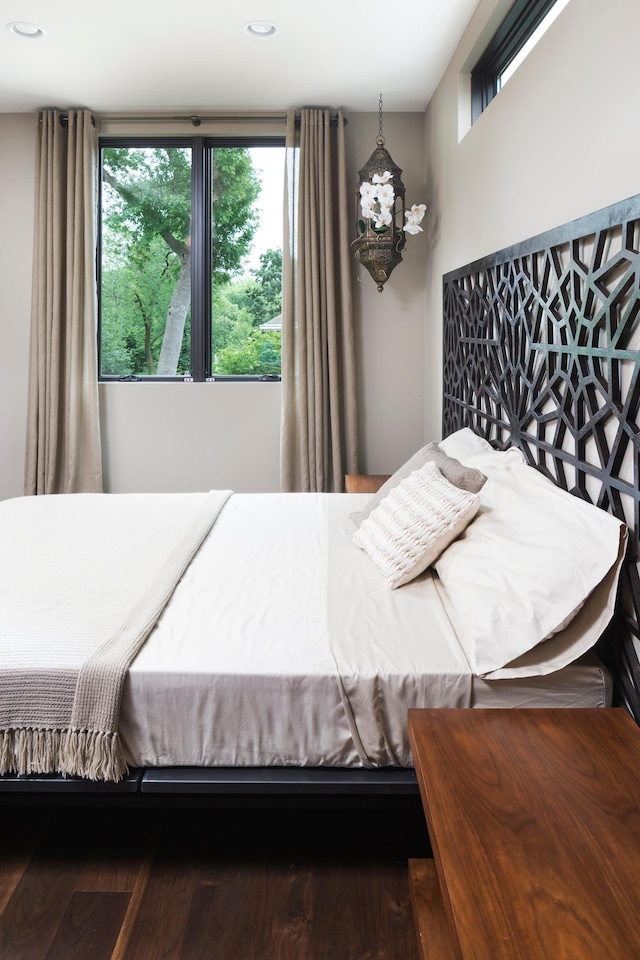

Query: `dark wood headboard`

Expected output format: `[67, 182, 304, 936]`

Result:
[442, 194, 640, 722]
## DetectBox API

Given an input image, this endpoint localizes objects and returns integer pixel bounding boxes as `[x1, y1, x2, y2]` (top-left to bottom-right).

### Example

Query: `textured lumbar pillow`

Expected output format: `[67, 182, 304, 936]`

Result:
[353, 460, 481, 588]
[350, 441, 486, 528]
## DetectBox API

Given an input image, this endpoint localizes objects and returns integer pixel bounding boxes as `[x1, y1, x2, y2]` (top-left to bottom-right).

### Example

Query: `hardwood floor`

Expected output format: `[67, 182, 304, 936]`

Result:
[0, 799, 430, 959]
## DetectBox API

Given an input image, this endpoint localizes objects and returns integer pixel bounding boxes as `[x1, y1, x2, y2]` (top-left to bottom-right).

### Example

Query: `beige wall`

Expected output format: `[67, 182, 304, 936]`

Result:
[423, 0, 640, 438]
[0, 110, 427, 498]
[0, 114, 35, 501]
[347, 112, 427, 475]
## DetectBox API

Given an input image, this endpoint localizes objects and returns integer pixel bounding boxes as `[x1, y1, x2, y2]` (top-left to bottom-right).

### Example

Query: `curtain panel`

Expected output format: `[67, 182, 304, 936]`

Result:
[25, 109, 103, 495]
[281, 108, 358, 492]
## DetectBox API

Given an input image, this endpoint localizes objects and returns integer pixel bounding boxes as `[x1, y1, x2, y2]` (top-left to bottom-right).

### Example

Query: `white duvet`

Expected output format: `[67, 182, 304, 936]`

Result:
[119, 492, 611, 769]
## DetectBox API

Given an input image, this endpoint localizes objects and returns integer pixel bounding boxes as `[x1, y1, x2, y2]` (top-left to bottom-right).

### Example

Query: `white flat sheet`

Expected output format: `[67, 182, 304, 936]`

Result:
[119, 493, 612, 769]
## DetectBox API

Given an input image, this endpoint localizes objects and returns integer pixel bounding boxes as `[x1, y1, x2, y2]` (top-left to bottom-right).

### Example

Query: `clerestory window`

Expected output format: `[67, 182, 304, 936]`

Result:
[98, 137, 285, 381]
[470, 0, 569, 124]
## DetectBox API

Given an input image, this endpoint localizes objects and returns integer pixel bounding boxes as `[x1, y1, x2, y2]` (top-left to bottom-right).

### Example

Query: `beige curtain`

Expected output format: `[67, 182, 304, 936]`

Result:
[280, 108, 358, 492]
[24, 109, 103, 495]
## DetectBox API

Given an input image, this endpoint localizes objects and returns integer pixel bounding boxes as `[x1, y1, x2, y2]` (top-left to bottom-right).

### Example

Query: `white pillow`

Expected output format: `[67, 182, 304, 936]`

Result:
[434, 457, 627, 678]
[353, 461, 480, 589]
[439, 427, 525, 471]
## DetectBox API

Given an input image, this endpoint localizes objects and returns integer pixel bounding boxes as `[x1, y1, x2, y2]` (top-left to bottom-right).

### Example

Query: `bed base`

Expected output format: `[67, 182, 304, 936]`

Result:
[0, 766, 419, 797]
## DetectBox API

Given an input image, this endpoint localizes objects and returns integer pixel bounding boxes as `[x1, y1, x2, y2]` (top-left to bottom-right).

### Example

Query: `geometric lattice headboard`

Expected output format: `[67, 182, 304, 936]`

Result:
[442, 194, 640, 722]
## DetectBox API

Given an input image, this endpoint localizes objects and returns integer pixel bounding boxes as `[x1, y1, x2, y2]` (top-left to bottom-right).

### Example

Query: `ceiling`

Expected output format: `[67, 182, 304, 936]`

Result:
[0, 0, 479, 115]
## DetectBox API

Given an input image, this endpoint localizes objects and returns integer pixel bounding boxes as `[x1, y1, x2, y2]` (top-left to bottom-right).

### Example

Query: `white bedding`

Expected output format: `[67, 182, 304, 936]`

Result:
[119, 492, 612, 770]
[0, 490, 231, 780]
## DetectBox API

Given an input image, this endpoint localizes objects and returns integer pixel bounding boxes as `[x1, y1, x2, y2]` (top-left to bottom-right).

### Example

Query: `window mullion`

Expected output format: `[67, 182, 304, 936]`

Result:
[190, 137, 211, 381]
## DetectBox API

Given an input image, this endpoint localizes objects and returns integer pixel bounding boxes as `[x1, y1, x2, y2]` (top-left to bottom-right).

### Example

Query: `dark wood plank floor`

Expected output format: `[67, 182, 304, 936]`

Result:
[0, 799, 431, 960]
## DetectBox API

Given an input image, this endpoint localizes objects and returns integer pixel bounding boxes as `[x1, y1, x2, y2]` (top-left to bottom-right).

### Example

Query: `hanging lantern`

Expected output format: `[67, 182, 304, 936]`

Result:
[352, 95, 426, 292]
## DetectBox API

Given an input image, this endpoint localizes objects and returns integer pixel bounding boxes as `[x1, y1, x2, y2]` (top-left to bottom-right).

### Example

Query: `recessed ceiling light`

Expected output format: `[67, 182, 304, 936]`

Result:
[244, 21, 277, 39]
[6, 21, 45, 39]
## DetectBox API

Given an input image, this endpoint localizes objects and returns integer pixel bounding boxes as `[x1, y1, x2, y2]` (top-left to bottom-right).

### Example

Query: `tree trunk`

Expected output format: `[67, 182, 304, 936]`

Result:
[156, 248, 191, 375]
[144, 320, 153, 374]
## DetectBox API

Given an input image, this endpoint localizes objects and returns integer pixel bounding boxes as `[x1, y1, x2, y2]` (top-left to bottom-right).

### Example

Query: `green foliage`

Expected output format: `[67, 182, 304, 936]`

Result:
[211, 149, 261, 283]
[245, 248, 283, 325]
[212, 284, 253, 359]
[100, 234, 181, 376]
[210, 247, 282, 376]
[102, 147, 191, 255]
[213, 331, 281, 376]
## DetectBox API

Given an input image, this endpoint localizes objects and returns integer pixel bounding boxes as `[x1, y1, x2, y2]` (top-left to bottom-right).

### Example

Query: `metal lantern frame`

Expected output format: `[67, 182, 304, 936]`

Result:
[352, 97, 407, 292]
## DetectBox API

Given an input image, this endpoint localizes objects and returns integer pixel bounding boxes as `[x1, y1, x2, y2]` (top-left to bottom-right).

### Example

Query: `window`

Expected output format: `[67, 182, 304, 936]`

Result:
[98, 137, 285, 381]
[470, 0, 569, 124]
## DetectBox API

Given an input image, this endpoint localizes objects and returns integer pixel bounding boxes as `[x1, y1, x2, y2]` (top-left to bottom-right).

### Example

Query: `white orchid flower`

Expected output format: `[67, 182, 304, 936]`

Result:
[407, 203, 427, 224]
[360, 176, 426, 235]
[360, 182, 376, 201]
[377, 183, 395, 207]
[374, 208, 393, 228]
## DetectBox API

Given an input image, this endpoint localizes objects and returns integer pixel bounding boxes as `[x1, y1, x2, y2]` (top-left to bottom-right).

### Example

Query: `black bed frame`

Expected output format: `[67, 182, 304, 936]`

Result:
[4, 193, 640, 802]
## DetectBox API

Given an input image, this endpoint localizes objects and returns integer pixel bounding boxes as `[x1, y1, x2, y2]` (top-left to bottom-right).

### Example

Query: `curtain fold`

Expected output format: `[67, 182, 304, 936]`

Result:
[281, 108, 358, 492]
[24, 109, 103, 495]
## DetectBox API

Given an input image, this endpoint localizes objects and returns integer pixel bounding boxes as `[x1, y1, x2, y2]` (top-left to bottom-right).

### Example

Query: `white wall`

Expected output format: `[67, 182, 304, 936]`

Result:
[0, 110, 427, 498]
[423, 0, 640, 439]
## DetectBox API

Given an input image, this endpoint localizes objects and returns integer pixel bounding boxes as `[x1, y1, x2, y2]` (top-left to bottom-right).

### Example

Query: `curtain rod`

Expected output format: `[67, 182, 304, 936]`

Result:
[97, 114, 288, 125]
[56, 111, 345, 127]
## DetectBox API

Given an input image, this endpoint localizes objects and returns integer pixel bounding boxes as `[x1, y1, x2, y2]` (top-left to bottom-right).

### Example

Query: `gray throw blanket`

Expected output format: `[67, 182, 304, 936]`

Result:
[0, 490, 232, 781]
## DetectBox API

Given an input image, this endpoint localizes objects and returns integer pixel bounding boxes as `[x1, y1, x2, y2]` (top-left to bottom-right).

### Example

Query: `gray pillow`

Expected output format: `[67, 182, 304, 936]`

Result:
[350, 441, 487, 528]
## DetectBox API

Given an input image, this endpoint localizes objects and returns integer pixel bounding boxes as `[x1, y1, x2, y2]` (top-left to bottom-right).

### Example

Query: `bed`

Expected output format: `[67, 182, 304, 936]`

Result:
[2, 191, 640, 801]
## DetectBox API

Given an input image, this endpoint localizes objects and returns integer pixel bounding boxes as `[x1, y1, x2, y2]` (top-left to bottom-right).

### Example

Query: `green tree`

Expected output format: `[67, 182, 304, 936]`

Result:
[101, 146, 260, 376]
[246, 248, 283, 326]
[101, 234, 179, 375]
[210, 248, 283, 375]
[214, 331, 281, 376]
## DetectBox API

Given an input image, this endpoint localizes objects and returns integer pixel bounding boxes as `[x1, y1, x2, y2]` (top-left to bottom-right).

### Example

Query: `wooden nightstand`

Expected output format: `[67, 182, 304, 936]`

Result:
[408, 708, 640, 959]
[344, 474, 391, 494]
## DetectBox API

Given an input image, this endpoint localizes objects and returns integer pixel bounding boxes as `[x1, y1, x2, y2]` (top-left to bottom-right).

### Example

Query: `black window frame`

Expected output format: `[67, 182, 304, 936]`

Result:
[470, 0, 561, 124]
[98, 134, 285, 383]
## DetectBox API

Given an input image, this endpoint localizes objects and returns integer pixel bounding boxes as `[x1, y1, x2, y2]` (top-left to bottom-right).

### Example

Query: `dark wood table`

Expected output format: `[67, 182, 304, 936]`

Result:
[407, 708, 640, 959]
[344, 473, 391, 493]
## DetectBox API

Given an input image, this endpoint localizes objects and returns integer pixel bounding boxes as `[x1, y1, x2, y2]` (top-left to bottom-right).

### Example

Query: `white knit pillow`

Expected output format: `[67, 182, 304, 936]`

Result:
[353, 460, 481, 588]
